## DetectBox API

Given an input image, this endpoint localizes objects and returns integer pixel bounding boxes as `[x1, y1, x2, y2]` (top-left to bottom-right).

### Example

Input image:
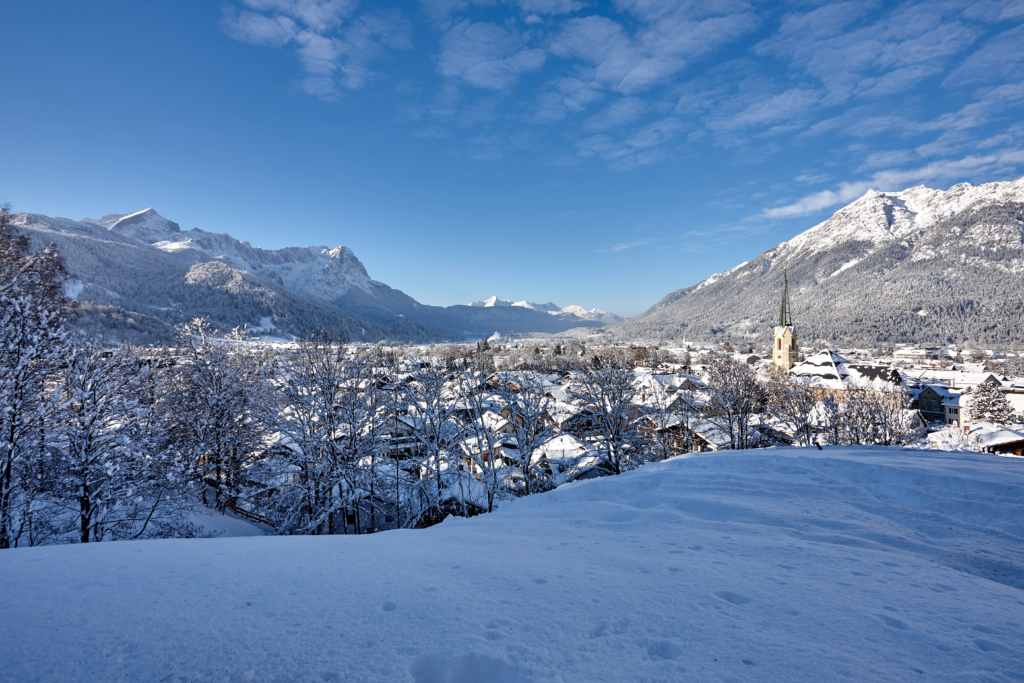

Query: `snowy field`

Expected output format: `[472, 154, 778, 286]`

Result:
[2, 447, 1023, 683]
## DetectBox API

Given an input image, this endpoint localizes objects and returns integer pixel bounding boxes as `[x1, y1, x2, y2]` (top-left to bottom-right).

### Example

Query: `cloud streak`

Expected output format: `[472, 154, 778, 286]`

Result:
[598, 239, 652, 252]
[222, 0, 410, 99]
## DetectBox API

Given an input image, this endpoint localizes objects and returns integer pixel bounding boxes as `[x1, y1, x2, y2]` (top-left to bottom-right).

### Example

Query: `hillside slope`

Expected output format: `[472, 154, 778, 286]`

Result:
[616, 177, 1024, 347]
[1, 447, 1022, 682]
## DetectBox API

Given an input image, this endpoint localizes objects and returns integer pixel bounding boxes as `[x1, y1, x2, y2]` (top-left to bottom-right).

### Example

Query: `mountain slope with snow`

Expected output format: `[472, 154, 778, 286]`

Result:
[12, 210, 611, 341]
[617, 177, 1024, 346]
[1, 446, 1022, 682]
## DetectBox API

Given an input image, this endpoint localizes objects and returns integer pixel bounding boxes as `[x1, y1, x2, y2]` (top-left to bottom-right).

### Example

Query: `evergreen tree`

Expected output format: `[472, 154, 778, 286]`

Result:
[968, 382, 1013, 424]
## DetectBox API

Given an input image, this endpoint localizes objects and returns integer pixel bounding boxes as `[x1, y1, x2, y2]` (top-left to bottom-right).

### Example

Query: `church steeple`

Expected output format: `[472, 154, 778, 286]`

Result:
[778, 270, 790, 327]
[772, 270, 797, 371]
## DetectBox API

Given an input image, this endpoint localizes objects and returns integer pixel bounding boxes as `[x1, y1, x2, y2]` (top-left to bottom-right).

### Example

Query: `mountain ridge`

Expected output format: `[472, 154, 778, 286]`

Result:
[610, 176, 1024, 347]
[13, 209, 612, 342]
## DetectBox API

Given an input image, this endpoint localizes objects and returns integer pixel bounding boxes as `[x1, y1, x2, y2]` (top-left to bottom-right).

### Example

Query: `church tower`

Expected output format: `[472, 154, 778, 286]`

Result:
[773, 270, 798, 371]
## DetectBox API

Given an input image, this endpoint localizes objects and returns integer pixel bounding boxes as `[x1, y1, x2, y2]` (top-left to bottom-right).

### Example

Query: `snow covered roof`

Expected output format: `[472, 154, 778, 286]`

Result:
[532, 434, 592, 465]
[789, 351, 898, 391]
[965, 423, 1024, 450]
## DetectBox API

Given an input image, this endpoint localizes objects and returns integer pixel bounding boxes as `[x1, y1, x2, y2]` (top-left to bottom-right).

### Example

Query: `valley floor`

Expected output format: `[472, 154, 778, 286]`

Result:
[2, 447, 1023, 682]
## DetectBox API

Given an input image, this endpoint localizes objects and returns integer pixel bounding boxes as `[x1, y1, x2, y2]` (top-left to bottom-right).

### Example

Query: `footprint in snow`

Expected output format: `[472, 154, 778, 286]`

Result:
[974, 639, 1013, 654]
[532, 578, 548, 584]
[646, 640, 682, 661]
[590, 619, 630, 638]
[881, 616, 909, 630]
[382, 602, 397, 612]
[714, 591, 752, 605]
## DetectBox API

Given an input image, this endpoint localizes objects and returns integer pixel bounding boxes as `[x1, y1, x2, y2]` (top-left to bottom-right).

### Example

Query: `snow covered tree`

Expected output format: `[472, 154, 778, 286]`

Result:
[491, 371, 556, 496]
[332, 352, 387, 533]
[835, 380, 919, 446]
[766, 371, 818, 447]
[270, 333, 383, 534]
[645, 386, 699, 460]
[400, 360, 464, 526]
[456, 362, 509, 511]
[968, 382, 1013, 424]
[0, 205, 71, 548]
[161, 318, 274, 512]
[47, 340, 195, 542]
[574, 360, 648, 475]
[704, 354, 766, 450]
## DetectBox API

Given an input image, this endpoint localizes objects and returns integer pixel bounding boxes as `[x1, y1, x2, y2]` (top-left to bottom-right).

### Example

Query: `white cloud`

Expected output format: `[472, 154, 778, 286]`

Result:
[576, 116, 685, 170]
[223, 2, 411, 100]
[515, 0, 583, 15]
[242, 0, 355, 32]
[706, 87, 821, 132]
[582, 97, 647, 132]
[856, 149, 916, 172]
[223, 10, 298, 47]
[438, 20, 545, 90]
[945, 24, 1024, 86]
[757, 1, 980, 105]
[531, 77, 605, 123]
[550, 5, 758, 95]
[598, 239, 651, 252]
[765, 149, 1024, 217]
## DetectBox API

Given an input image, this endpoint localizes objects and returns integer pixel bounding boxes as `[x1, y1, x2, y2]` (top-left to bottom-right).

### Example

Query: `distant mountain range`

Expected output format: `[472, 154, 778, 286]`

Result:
[468, 296, 625, 325]
[12, 209, 619, 343]
[611, 176, 1024, 348]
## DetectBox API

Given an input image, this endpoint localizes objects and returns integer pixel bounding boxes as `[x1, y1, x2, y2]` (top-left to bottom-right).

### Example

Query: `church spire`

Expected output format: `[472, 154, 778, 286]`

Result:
[778, 270, 790, 327]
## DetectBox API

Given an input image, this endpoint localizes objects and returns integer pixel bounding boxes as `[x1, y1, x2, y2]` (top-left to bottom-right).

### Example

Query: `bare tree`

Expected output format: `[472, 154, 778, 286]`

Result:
[704, 354, 767, 450]
[574, 360, 648, 475]
[644, 386, 699, 461]
[456, 361, 509, 512]
[492, 372, 556, 496]
[765, 370, 818, 447]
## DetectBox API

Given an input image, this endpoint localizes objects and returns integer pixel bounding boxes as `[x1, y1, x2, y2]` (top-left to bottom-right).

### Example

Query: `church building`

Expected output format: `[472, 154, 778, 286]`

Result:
[773, 271, 798, 371]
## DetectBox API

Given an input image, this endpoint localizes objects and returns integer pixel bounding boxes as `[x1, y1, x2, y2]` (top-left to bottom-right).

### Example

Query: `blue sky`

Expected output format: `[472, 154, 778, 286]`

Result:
[2, 0, 1023, 316]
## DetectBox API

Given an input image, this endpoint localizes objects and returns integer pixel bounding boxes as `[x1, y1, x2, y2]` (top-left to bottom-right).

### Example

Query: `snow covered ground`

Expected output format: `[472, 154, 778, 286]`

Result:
[2, 447, 1023, 682]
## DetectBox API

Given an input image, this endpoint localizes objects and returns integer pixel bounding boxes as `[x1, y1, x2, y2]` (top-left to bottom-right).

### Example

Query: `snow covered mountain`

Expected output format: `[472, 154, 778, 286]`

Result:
[616, 176, 1024, 347]
[13, 209, 610, 342]
[469, 296, 625, 323]
[557, 305, 625, 325]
